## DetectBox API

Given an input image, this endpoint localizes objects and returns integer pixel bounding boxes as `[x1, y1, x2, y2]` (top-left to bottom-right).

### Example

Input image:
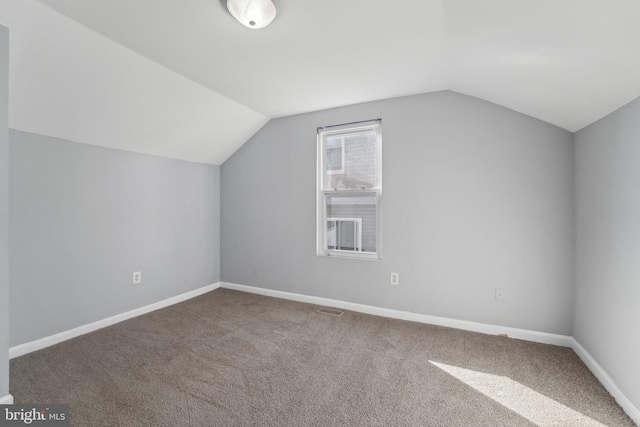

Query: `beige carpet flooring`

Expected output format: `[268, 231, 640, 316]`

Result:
[10, 288, 636, 426]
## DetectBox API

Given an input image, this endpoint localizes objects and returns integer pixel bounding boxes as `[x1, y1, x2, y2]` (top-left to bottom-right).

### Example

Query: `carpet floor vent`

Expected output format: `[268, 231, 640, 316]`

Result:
[316, 307, 344, 317]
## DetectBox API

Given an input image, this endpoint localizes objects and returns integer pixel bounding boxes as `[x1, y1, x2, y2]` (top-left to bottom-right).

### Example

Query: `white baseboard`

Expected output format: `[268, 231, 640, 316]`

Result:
[571, 339, 640, 425]
[220, 282, 573, 347]
[10, 282, 221, 359]
[0, 394, 13, 405]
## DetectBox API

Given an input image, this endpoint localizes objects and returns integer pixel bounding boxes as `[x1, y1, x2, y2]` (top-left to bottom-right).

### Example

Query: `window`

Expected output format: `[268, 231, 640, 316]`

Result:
[317, 119, 381, 259]
[326, 137, 345, 174]
[327, 218, 362, 251]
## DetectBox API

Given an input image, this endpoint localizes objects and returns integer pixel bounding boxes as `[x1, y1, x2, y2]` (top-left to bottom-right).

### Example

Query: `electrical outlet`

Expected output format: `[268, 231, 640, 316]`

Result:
[495, 287, 505, 302]
[133, 271, 142, 285]
[390, 272, 399, 286]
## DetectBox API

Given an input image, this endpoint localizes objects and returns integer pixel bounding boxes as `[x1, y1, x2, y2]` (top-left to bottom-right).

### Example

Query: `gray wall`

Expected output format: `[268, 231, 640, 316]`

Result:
[221, 91, 575, 335]
[0, 25, 10, 399]
[574, 96, 640, 410]
[9, 131, 220, 346]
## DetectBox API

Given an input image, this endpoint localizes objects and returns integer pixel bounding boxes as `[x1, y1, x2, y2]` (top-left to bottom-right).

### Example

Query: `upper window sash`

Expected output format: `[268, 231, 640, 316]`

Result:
[318, 120, 382, 193]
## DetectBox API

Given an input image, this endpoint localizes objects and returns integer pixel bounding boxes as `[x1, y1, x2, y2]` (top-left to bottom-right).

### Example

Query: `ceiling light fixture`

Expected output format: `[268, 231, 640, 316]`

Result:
[227, 0, 277, 29]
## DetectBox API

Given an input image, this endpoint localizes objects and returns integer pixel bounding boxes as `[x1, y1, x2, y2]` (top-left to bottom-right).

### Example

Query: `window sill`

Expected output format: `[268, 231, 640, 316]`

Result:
[318, 251, 381, 261]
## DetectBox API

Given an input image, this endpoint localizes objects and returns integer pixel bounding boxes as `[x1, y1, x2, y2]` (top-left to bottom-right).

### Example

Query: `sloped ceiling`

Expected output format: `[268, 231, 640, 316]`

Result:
[2, 0, 640, 165]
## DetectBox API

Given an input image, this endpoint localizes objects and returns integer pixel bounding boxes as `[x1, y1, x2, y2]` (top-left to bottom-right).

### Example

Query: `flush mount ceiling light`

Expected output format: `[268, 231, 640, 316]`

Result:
[227, 0, 277, 29]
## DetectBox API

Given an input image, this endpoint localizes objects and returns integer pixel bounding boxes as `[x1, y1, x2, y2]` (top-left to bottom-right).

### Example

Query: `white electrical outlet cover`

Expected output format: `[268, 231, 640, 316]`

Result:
[390, 272, 399, 285]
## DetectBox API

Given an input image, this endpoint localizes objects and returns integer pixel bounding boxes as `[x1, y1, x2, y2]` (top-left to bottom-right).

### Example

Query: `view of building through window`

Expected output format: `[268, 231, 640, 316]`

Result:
[317, 120, 381, 259]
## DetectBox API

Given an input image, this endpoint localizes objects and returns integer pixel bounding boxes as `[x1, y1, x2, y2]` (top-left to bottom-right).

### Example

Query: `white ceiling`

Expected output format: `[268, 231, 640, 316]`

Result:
[2, 0, 640, 165]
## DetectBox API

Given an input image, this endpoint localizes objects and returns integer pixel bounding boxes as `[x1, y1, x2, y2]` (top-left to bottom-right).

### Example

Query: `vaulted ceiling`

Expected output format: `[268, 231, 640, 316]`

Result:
[1, 0, 640, 164]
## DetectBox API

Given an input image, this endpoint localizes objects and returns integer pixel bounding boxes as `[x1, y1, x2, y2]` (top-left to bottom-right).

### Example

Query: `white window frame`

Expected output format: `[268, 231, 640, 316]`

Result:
[326, 137, 345, 175]
[317, 119, 382, 260]
[327, 217, 363, 252]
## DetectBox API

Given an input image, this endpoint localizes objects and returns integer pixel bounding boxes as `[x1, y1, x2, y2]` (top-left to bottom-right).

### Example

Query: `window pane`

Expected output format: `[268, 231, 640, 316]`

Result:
[324, 130, 377, 190]
[326, 193, 376, 253]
